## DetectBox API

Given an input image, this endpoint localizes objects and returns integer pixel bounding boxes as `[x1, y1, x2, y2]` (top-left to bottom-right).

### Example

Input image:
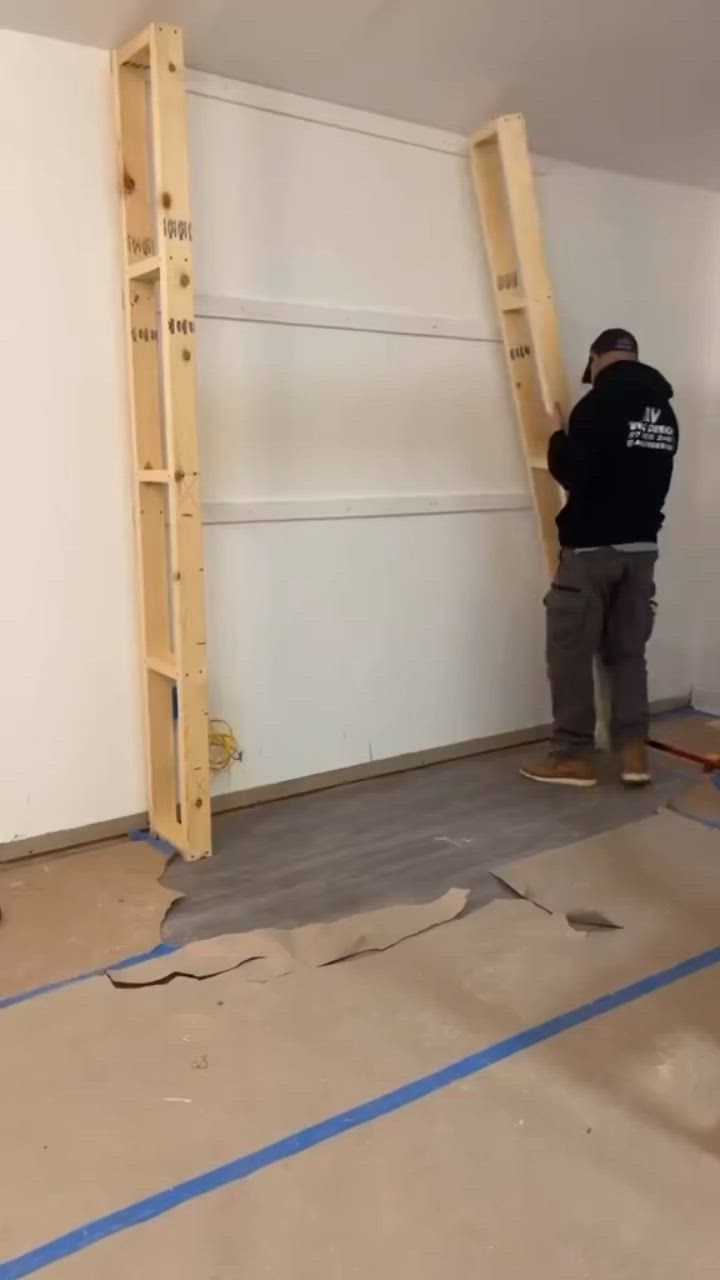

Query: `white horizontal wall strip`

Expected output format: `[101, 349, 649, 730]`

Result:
[203, 492, 531, 525]
[195, 295, 499, 343]
[186, 69, 467, 157]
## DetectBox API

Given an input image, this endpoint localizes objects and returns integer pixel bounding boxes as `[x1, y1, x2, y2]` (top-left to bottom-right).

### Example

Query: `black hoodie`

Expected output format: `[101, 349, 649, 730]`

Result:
[548, 360, 679, 548]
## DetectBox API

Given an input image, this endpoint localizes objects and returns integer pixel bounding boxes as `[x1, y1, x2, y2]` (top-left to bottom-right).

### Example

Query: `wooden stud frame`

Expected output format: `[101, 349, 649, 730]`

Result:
[470, 115, 610, 740]
[113, 24, 211, 859]
[469, 114, 567, 573]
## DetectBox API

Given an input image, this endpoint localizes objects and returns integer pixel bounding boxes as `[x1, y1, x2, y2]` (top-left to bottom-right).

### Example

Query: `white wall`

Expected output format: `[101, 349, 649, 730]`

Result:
[0, 30, 143, 844]
[0, 34, 715, 844]
[689, 313, 720, 715]
[187, 79, 549, 795]
[537, 158, 720, 705]
[189, 76, 715, 796]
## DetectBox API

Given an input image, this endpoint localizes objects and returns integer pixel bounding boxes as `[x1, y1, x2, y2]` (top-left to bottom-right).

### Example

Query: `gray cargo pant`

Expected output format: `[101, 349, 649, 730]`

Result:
[545, 548, 657, 755]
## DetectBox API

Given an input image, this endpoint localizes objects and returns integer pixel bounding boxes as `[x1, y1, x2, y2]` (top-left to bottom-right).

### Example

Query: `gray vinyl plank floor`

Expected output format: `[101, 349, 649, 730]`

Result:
[161, 736, 697, 946]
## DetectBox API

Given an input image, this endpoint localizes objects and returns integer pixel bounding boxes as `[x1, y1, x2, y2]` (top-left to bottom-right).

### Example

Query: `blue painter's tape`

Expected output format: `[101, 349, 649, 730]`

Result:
[671, 773, 720, 830]
[0, 942, 178, 1013]
[679, 812, 720, 832]
[3, 940, 720, 1279]
[128, 828, 178, 858]
[0, 834, 178, 1012]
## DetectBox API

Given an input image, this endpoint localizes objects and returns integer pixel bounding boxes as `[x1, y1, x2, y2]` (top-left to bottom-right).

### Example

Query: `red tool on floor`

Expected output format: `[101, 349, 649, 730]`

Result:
[647, 738, 720, 773]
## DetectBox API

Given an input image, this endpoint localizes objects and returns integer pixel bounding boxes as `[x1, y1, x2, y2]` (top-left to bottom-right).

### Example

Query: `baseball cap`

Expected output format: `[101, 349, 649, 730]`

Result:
[582, 328, 638, 383]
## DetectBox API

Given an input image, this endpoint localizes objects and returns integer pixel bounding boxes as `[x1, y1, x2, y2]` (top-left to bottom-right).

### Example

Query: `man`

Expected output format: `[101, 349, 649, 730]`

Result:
[521, 328, 679, 788]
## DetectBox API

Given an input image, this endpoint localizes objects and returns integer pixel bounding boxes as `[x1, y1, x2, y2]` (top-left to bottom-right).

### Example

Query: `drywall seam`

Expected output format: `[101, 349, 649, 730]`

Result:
[202, 492, 531, 525]
[195, 294, 498, 341]
[186, 69, 467, 156]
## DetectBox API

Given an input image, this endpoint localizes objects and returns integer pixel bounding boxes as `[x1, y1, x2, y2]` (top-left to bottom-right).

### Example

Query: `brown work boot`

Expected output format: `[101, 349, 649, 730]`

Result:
[619, 741, 652, 786]
[520, 753, 597, 787]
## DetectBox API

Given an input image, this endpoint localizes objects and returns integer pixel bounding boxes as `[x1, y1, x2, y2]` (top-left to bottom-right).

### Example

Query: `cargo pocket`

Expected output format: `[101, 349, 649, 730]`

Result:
[646, 597, 658, 643]
[545, 583, 590, 658]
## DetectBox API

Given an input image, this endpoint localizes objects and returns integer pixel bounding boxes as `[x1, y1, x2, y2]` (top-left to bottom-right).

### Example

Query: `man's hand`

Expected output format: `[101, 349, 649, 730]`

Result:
[547, 400, 567, 434]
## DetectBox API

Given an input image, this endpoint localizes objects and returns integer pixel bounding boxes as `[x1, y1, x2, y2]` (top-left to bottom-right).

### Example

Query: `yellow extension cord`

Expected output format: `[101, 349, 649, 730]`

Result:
[208, 719, 242, 774]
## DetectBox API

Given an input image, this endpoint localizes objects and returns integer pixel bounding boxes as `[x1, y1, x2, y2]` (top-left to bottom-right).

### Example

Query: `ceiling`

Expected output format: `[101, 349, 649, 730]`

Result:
[3, 0, 720, 188]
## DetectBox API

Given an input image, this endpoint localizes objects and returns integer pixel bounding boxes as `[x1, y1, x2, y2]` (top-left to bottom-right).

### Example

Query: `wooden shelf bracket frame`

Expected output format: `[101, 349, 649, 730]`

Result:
[469, 114, 567, 574]
[113, 23, 211, 860]
[469, 114, 610, 741]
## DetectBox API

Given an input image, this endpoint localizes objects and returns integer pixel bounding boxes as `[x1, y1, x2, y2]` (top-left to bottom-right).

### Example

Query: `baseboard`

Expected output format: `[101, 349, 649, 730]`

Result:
[211, 693, 689, 816]
[692, 688, 720, 716]
[0, 722, 550, 864]
[650, 693, 693, 716]
[210, 721, 553, 817]
[0, 693, 690, 864]
[0, 811, 148, 866]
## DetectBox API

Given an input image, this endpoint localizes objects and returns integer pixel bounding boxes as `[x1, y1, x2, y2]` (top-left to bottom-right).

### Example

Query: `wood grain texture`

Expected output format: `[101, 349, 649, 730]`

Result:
[162, 739, 695, 945]
[114, 23, 211, 859]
